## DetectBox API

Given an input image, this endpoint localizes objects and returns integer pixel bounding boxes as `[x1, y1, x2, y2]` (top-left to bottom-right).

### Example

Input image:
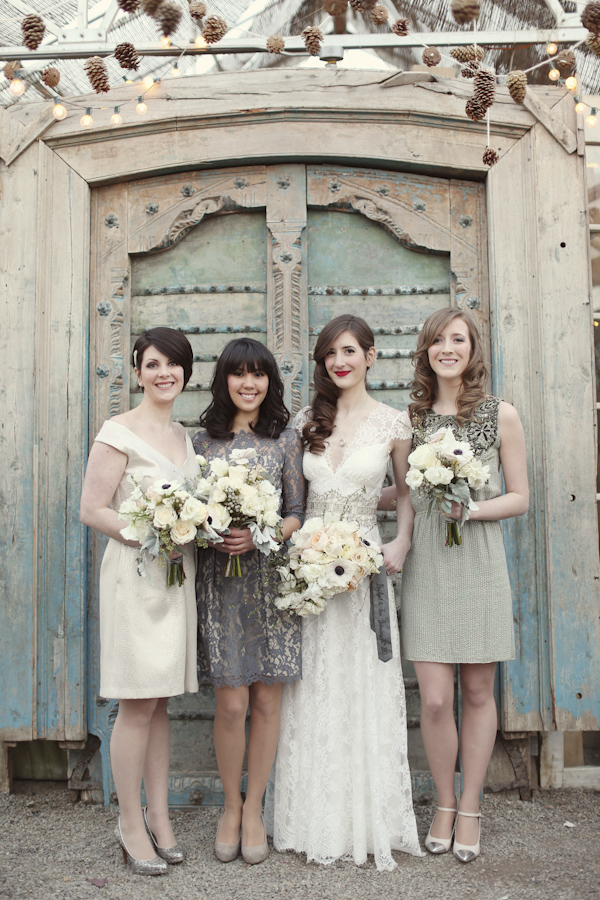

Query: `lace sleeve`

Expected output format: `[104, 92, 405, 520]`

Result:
[280, 428, 305, 525]
[292, 406, 312, 436]
[389, 410, 412, 443]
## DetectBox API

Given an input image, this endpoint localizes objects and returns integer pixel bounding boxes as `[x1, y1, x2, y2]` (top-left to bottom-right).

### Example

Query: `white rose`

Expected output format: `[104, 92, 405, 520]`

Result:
[407, 443, 439, 469]
[118, 498, 139, 517]
[462, 460, 490, 491]
[424, 465, 454, 486]
[209, 487, 227, 504]
[195, 454, 207, 467]
[263, 509, 281, 528]
[405, 467, 424, 489]
[153, 504, 178, 529]
[180, 497, 208, 524]
[228, 465, 249, 484]
[170, 519, 197, 545]
[194, 477, 211, 499]
[209, 458, 229, 477]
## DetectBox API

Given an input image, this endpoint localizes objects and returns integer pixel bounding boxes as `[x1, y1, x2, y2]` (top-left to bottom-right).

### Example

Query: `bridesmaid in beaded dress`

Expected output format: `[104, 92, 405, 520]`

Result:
[193, 338, 304, 866]
[400, 308, 528, 863]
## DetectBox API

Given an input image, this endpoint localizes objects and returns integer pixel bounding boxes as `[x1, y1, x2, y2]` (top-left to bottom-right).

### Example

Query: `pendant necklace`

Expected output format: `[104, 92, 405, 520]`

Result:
[336, 404, 370, 446]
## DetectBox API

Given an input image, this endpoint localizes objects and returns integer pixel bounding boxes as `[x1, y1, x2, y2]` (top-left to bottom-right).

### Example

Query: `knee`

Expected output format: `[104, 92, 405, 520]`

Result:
[420, 690, 454, 721]
[250, 684, 280, 719]
[117, 698, 159, 728]
[462, 682, 494, 711]
[216, 695, 248, 728]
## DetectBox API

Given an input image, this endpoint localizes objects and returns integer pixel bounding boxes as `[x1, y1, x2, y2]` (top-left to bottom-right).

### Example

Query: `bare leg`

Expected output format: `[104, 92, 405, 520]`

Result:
[214, 686, 249, 843]
[456, 662, 497, 846]
[110, 697, 160, 860]
[414, 661, 458, 841]
[142, 698, 176, 848]
[242, 682, 282, 847]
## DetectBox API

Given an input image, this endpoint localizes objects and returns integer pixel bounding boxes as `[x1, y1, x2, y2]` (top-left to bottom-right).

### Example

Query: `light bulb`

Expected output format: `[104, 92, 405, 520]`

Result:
[53, 101, 67, 120]
[548, 68, 560, 82]
[547, 42, 558, 55]
[142, 75, 154, 89]
[80, 109, 93, 128]
[587, 113, 598, 128]
[170, 66, 180, 77]
[111, 107, 122, 126]
[136, 100, 147, 115]
[160, 36, 171, 47]
[576, 101, 586, 114]
[565, 76, 577, 91]
[9, 78, 25, 97]
[194, 34, 207, 48]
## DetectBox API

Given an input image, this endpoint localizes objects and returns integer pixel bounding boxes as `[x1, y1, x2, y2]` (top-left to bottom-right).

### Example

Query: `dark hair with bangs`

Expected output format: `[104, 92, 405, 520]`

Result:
[132, 327, 193, 386]
[199, 338, 290, 440]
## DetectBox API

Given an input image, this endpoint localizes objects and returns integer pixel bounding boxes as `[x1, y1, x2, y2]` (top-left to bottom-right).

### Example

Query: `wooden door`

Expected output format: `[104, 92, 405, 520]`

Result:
[88, 164, 488, 805]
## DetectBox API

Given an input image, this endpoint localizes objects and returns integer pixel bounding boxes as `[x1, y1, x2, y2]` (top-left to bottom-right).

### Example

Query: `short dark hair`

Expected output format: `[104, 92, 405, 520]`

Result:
[132, 328, 194, 387]
[199, 338, 289, 440]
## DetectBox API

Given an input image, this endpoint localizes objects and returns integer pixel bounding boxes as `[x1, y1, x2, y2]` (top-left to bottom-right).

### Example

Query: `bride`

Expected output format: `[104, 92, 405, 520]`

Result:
[264, 314, 422, 870]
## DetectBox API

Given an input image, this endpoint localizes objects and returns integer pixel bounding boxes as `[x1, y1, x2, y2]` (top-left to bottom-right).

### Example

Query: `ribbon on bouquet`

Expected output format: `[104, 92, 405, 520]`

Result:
[369, 564, 393, 662]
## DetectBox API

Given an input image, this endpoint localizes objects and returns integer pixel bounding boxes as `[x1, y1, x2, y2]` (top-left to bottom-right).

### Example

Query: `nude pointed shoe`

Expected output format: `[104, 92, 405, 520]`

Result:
[241, 813, 269, 865]
[452, 810, 482, 863]
[215, 809, 241, 863]
[425, 803, 457, 855]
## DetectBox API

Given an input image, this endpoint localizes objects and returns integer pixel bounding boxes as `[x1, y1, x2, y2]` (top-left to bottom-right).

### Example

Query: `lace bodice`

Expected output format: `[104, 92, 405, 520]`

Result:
[294, 404, 411, 530]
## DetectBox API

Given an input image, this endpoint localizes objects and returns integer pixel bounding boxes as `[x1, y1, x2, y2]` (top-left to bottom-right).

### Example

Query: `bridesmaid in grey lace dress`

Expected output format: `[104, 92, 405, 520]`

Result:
[193, 339, 303, 866]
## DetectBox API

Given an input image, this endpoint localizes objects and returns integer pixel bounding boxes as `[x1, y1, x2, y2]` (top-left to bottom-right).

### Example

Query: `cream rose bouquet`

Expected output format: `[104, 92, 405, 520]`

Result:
[119, 473, 225, 586]
[272, 515, 383, 617]
[194, 448, 283, 577]
[405, 425, 490, 547]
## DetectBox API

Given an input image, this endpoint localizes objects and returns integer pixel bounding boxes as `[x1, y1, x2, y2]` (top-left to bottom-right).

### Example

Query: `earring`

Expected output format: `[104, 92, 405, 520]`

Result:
[138, 381, 143, 388]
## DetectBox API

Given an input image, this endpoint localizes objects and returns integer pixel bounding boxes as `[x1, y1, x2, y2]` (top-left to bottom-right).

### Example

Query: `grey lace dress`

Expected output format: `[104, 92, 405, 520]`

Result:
[192, 427, 304, 688]
[401, 397, 516, 664]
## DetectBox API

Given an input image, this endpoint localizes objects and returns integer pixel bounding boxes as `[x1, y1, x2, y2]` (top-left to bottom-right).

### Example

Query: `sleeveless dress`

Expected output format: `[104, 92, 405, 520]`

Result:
[264, 404, 422, 871]
[95, 420, 200, 699]
[401, 397, 516, 663]
[192, 428, 304, 688]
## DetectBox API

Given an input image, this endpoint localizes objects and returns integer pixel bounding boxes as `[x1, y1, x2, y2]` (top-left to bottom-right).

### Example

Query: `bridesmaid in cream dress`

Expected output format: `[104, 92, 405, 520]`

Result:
[80, 327, 199, 876]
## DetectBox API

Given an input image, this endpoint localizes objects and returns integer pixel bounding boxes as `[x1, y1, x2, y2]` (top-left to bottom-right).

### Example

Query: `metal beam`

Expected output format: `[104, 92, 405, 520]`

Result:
[4, 0, 64, 38]
[540, 0, 567, 23]
[78, 0, 89, 30]
[0, 27, 588, 61]
[98, 0, 120, 35]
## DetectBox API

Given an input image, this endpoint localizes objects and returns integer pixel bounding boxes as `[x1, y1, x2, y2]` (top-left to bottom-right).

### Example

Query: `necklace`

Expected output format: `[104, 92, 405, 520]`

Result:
[334, 404, 371, 446]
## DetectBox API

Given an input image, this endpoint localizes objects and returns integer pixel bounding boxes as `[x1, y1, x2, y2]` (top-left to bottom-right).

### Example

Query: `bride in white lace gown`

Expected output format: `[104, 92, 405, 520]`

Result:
[264, 315, 422, 870]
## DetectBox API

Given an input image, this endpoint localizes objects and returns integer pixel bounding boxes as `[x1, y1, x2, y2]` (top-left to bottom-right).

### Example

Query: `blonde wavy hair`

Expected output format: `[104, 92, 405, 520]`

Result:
[409, 308, 489, 426]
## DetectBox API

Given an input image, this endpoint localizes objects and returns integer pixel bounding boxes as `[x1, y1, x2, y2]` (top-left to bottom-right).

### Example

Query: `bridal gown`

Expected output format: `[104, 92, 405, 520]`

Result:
[264, 404, 422, 871]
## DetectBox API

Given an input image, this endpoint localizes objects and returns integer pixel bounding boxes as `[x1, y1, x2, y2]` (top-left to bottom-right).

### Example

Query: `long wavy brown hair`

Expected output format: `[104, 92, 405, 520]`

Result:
[409, 308, 489, 426]
[303, 315, 375, 454]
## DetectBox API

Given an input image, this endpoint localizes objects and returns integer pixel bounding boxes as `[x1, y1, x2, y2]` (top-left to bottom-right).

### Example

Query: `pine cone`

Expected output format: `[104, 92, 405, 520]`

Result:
[349, 0, 377, 11]
[556, 50, 576, 73]
[370, 4, 388, 24]
[507, 70, 527, 104]
[202, 15, 228, 44]
[302, 25, 323, 56]
[117, 0, 140, 12]
[84, 56, 110, 93]
[586, 31, 600, 57]
[392, 18, 409, 37]
[582, 1, 600, 34]
[422, 47, 441, 67]
[141, 0, 163, 16]
[156, 1, 182, 37]
[451, 0, 480, 25]
[461, 60, 480, 78]
[4, 61, 21, 80]
[473, 67, 495, 110]
[483, 147, 499, 167]
[450, 44, 484, 63]
[188, 1, 206, 22]
[266, 34, 285, 54]
[21, 14, 45, 51]
[465, 96, 487, 121]
[41, 66, 60, 88]
[324, 0, 348, 14]
[114, 41, 141, 71]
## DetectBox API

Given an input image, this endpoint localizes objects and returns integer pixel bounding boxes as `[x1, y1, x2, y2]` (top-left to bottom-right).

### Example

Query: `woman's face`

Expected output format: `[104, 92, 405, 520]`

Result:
[323, 330, 375, 390]
[427, 317, 472, 382]
[135, 345, 185, 401]
[227, 365, 269, 415]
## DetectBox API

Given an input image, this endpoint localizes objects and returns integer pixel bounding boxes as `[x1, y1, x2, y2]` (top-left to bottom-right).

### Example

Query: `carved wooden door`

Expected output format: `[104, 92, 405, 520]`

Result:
[88, 164, 488, 805]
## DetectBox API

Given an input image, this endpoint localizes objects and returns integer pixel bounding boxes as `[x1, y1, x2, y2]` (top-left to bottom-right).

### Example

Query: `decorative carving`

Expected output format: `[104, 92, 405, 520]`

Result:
[329, 179, 342, 192]
[105, 214, 119, 228]
[149, 196, 225, 252]
[268, 223, 305, 414]
[96, 365, 109, 378]
[377, 185, 390, 196]
[146, 202, 159, 215]
[107, 274, 127, 417]
[413, 198, 426, 211]
[97, 301, 112, 316]
[277, 176, 290, 190]
[460, 214, 473, 227]
[467, 296, 481, 309]
[181, 184, 196, 197]
[234, 176, 248, 188]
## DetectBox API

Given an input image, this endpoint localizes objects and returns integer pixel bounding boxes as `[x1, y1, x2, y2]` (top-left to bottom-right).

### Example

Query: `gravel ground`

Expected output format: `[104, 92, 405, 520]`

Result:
[1, 782, 599, 900]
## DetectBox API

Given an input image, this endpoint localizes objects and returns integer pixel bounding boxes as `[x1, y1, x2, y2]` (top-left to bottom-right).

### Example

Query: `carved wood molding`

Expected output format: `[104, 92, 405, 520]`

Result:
[267, 222, 305, 415]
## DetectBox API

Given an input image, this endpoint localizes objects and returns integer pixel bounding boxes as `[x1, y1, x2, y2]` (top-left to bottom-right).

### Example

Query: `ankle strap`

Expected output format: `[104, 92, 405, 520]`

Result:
[436, 806, 457, 813]
[457, 811, 482, 818]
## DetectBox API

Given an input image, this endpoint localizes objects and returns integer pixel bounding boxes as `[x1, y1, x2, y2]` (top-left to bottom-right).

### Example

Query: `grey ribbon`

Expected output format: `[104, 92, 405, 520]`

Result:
[370, 564, 393, 662]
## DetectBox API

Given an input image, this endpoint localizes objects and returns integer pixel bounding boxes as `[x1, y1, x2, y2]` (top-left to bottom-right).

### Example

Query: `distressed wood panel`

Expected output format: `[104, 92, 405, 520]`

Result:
[34, 143, 90, 741]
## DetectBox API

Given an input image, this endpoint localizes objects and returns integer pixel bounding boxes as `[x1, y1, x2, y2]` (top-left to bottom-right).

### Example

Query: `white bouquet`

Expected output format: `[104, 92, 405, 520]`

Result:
[405, 425, 490, 547]
[272, 515, 383, 617]
[194, 448, 283, 577]
[119, 474, 225, 586]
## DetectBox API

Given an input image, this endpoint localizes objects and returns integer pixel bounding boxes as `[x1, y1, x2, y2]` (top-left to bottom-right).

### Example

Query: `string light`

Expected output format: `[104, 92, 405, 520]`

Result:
[576, 100, 587, 114]
[587, 108, 599, 127]
[170, 65, 181, 77]
[136, 97, 147, 115]
[80, 107, 93, 128]
[9, 78, 25, 97]
[565, 76, 577, 91]
[160, 36, 171, 47]
[52, 97, 68, 120]
[548, 67, 560, 82]
[111, 106, 122, 126]
[547, 42, 558, 55]
[142, 75, 154, 90]
[194, 35, 207, 48]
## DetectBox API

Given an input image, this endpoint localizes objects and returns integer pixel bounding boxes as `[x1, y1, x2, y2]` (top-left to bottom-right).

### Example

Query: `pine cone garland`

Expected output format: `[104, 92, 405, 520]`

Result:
[582, 1, 600, 34]
[21, 14, 45, 51]
[156, 1, 182, 37]
[371, 4, 388, 24]
[422, 47, 441, 67]
[117, 0, 140, 12]
[84, 56, 110, 94]
[556, 50, 576, 73]
[586, 31, 600, 57]
[114, 42, 141, 71]
[451, 0, 480, 25]
[392, 18, 409, 37]
[266, 34, 285, 54]
[188, 1, 206, 22]
[141, 0, 163, 17]
[507, 70, 527, 104]
[324, 0, 348, 14]
[450, 44, 484, 63]
[349, 0, 377, 11]
[461, 60, 480, 78]
[202, 15, 228, 44]
[473, 67, 495, 110]
[4, 61, 21, 80]
[41, 66, 60, 88]
[302, 25, 324, 56]
[465, 96, 487, 121]
[483, 147, 499, 167]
